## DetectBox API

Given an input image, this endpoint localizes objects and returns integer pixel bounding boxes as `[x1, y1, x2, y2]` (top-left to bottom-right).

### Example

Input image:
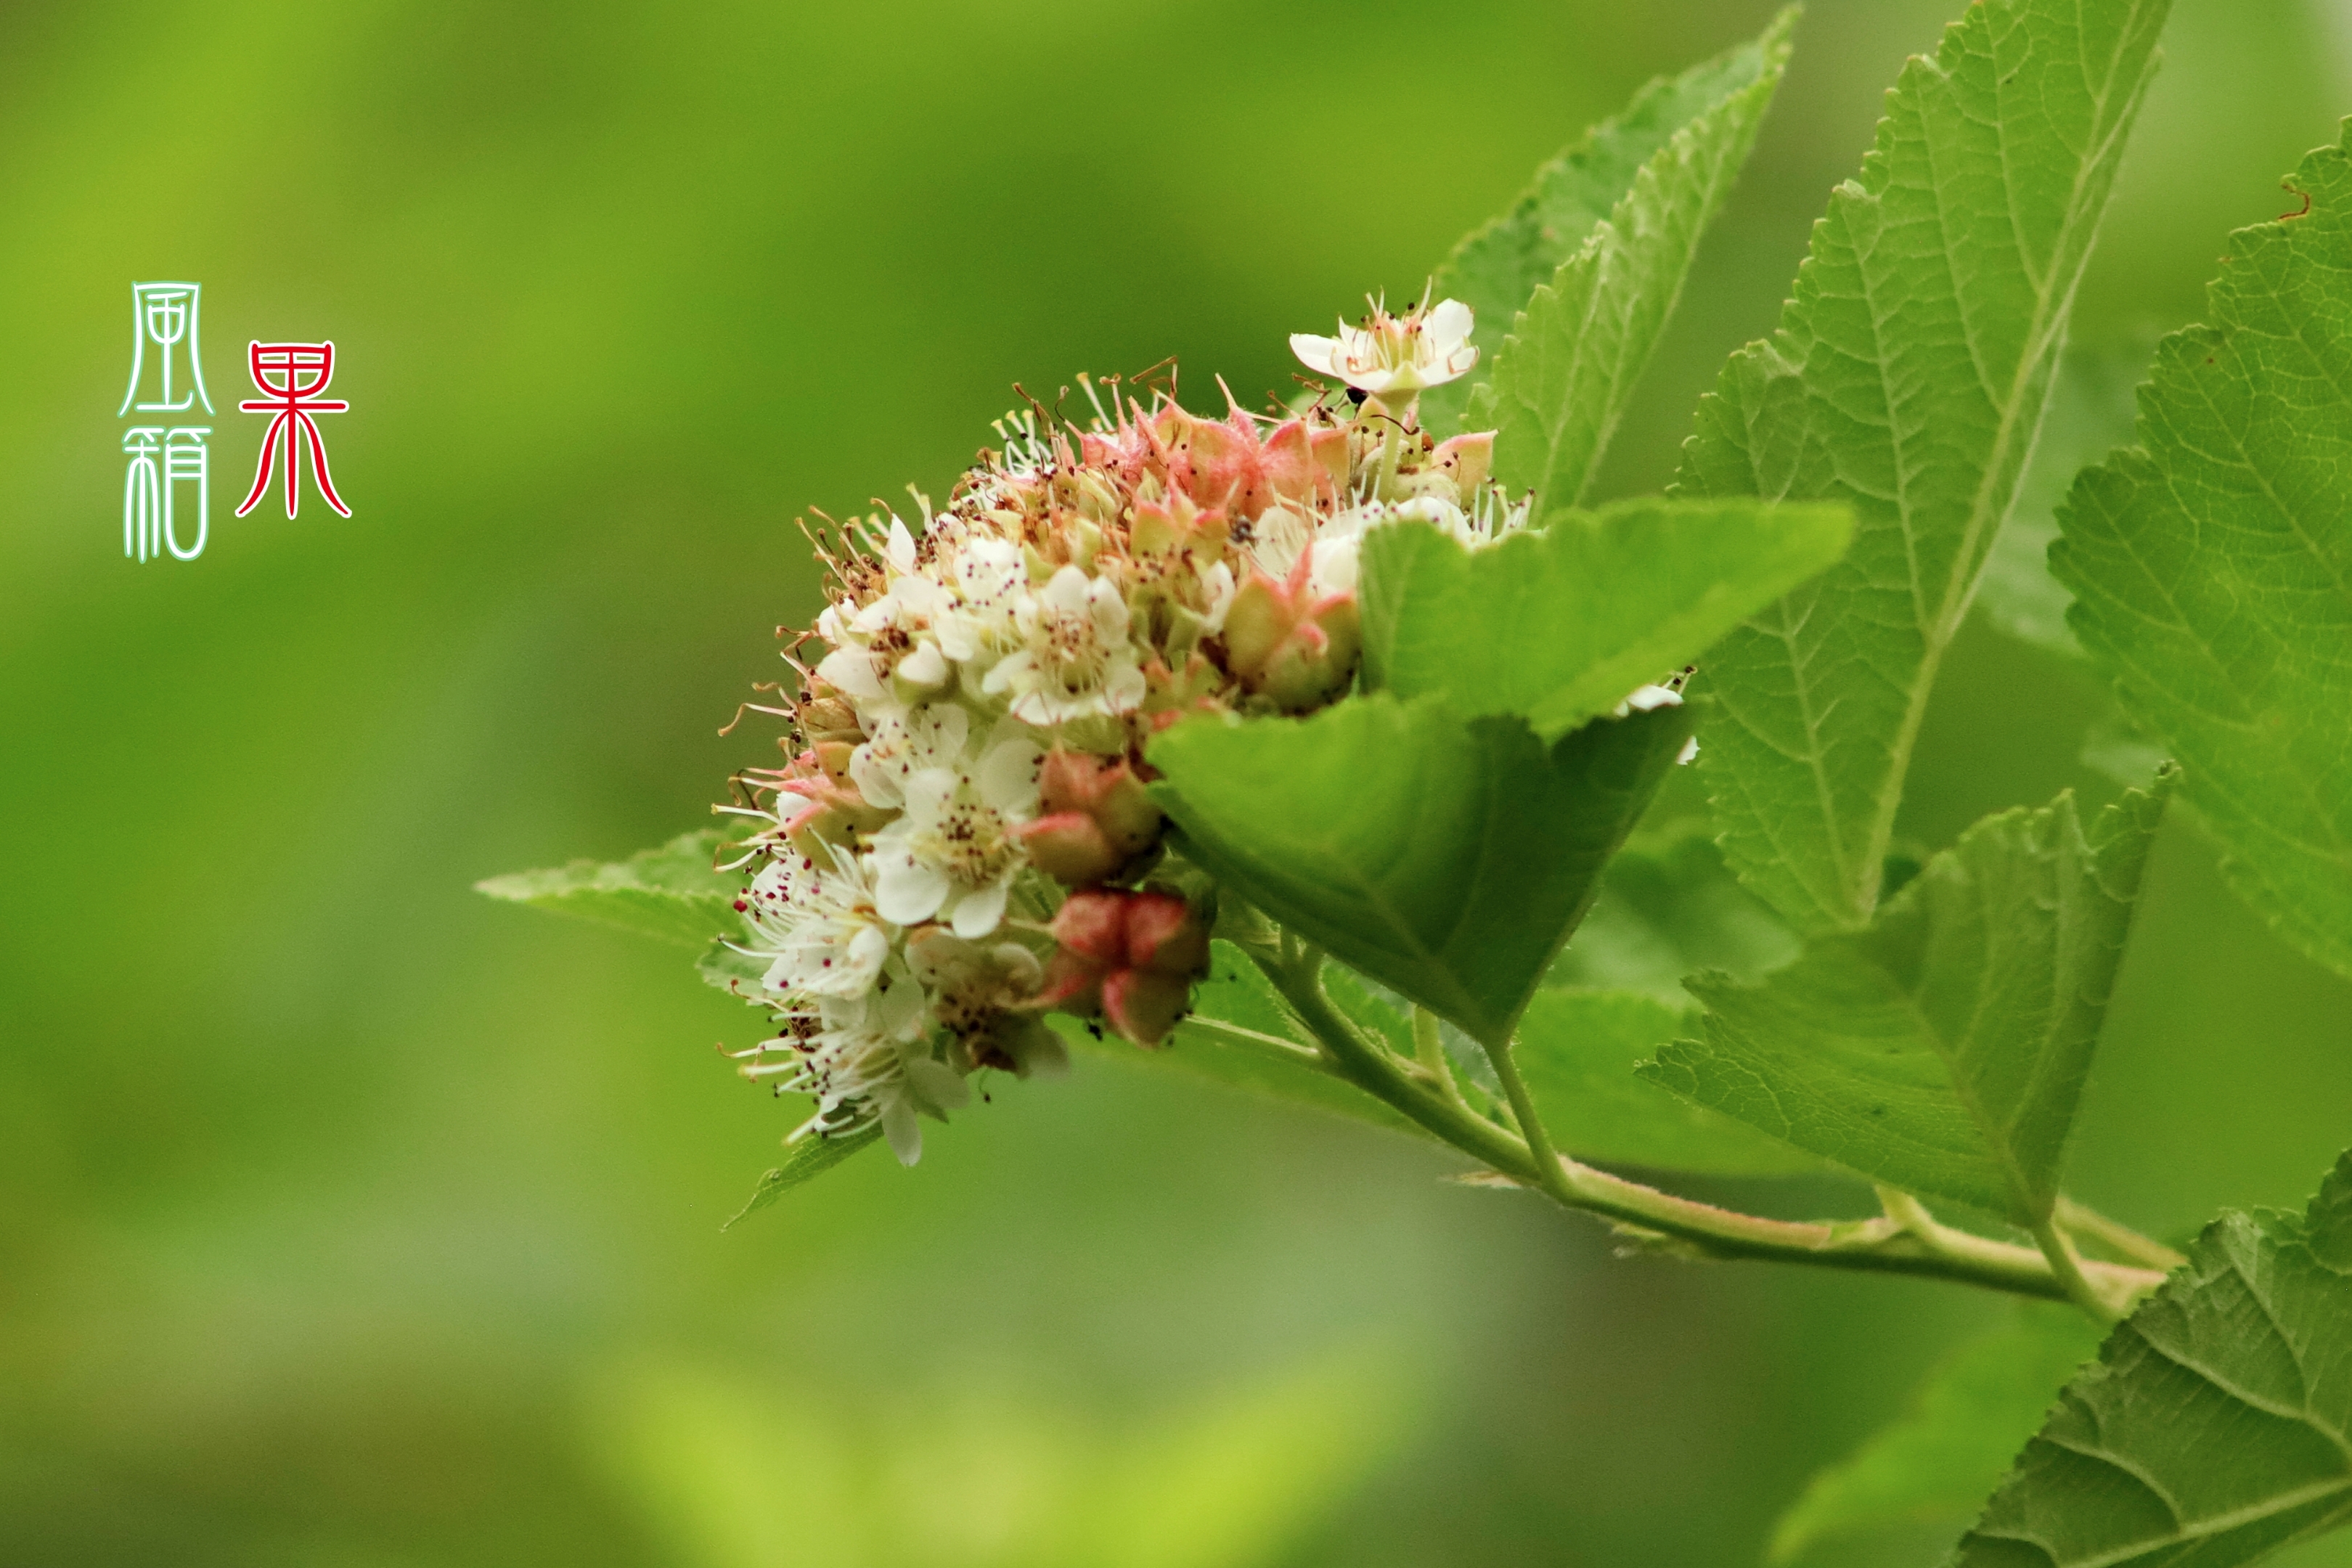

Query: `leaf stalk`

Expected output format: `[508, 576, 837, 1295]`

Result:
[1236, 935, 2169, 1312]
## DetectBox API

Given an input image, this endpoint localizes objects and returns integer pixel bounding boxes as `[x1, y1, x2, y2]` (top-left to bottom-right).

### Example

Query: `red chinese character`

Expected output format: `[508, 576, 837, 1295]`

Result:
[235, 340, 351, 519]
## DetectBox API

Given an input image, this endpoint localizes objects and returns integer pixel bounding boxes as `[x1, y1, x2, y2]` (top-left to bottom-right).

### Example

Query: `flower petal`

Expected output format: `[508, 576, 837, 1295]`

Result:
[886, 518, 918, 572]
[975, 738, 1042, 814]
[880, 1096, 923, 1165]
[815, 648, 885, 702]
[874, 854, 949, 925]
[1427, 297, 1474, 352]
[905, 1053, 971, 1114]
[948, 877, 1009, 939]
[1289, 333, 1341, 376]
[898, 640, 948, 688]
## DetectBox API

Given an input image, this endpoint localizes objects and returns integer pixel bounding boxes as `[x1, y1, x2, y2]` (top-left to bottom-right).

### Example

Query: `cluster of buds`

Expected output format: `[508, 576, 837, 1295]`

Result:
[719, 295, 1527, 1162]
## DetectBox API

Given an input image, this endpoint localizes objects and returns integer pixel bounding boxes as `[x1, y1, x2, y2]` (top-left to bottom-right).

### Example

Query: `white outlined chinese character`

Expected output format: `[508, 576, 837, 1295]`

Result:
[123, 425, 210, 560]
[119, 282, 213, 417]
[123, 426, 161, 560]
[164, 428, 210, 559]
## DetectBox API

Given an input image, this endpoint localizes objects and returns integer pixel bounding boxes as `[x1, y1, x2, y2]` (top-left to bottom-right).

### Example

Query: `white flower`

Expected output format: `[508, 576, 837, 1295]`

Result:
[1290, 296, 1477, 399]
[883, 516, 919, 573]
[1317, 489, 1525, 556]
[905, 928, 1065, 1075]
[1307, 536, 1359, 597]
[737, 981, 968, 1166]
[866, 726, 1042, 937]
[809, 523, 966, 703]
[981, 564, 1148, 726]
[735, 842, 894, 1002]
[1240, 501, 1314, 582]
[849, 701, 970, 811]
[935, 534, 1026, 664]
[814, 642, 887, 703]
[825, 573, 953, 698]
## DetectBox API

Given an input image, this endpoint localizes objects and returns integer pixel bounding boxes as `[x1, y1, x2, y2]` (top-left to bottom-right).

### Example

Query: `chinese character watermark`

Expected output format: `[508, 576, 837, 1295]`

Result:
[122, 425, 211, 562]
[119, 282, 213, 561]
[113, 284, 356, 559]
[236, 340, 351, 520]
[120, 282, 213, 417]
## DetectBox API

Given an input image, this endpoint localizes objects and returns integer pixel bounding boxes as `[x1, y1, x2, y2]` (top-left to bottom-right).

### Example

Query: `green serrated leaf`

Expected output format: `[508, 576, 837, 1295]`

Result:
[722, 1124, 883, 1229]
[1466, 11, 1794, 510]
[1548, 823, 1799, 1005]
[1148, 696, 1690, 1048]
[1675, 0, 2169, 934]
[477, 828, 743, 949]
[1643, 778, 2173, 1225]
[1357, 499, 1852, 737]
[2052, 129, 2352, 983]
[1420, 7, 1797, 439]
[1948, 1150, 2352, 1567]
[1769, 1304, 2102, 1565]
[1516, 989, 1823, 1177]
[1976, 343, 2150, 660]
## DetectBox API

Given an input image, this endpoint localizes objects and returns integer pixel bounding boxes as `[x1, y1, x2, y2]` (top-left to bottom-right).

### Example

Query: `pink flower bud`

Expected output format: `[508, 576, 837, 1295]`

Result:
[1101, 969, 1194, 1048]
[1045, 889, 1131, 971]
[1138, 653, 1233, 732]
[1119, 890, 1209, 976]
[1218, 552, 1361, 714]
[1016, 811, 1125, 887]
[1015, 751, 1167, 887]
[1430, 430, 1495, 493]
[1036, 889, 1209, 1047]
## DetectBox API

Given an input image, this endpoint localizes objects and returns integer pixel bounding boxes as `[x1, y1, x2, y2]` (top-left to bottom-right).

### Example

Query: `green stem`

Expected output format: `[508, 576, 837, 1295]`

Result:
[1238, 936, 2169, 1312]
[1252, 942, 1533, 1178]
[2057, 1196, 2186, 1272]
[1372, 411, 1405, 498]
[1876, 1184, 1939, 1237]
[2031, 1214, 2126, 1327]
[1409, 1005, 1466, 1107]
[1177, 1015, 1344, 1075]
[1485, 1038, 1573, 1206]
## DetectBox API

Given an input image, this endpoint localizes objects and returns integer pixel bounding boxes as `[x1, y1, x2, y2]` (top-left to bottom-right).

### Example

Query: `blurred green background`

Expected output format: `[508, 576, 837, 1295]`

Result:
[6, 2, 2352, 1564]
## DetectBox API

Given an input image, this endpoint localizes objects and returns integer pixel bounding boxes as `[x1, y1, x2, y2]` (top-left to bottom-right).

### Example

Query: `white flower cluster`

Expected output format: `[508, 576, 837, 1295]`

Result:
[720, 297, 1524, 1162]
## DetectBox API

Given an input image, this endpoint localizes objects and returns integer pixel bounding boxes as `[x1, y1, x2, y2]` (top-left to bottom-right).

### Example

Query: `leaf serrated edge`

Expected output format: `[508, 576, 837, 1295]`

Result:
[1467, 9, 1797, 512]
[722, 1124, 884, 1230]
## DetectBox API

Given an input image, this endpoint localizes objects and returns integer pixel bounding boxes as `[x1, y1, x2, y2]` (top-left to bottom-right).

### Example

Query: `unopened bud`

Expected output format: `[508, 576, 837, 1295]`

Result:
[812, 741, 857, 784]
[1017, 812, 1126, 887]
[1035, 889, 1209, 1047]
[798, 694, 863, 745]
[1016, 750, 1166, 887]
[1222, 573, 1295, 679]
[1430, 430, 1495, 493]
[1257, 595, 1360, 713]
[1138, 652, 1233, 732]
[1220, 560, 1361, 714]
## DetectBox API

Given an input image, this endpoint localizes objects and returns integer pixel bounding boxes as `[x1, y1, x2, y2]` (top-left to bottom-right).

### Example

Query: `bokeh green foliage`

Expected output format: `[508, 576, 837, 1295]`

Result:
[6, 1, 2352, 1565]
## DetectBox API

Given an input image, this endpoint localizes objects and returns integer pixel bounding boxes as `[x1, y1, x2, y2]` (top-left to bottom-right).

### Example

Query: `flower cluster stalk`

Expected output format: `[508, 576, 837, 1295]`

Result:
[1230, 929, 2170, 1320]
